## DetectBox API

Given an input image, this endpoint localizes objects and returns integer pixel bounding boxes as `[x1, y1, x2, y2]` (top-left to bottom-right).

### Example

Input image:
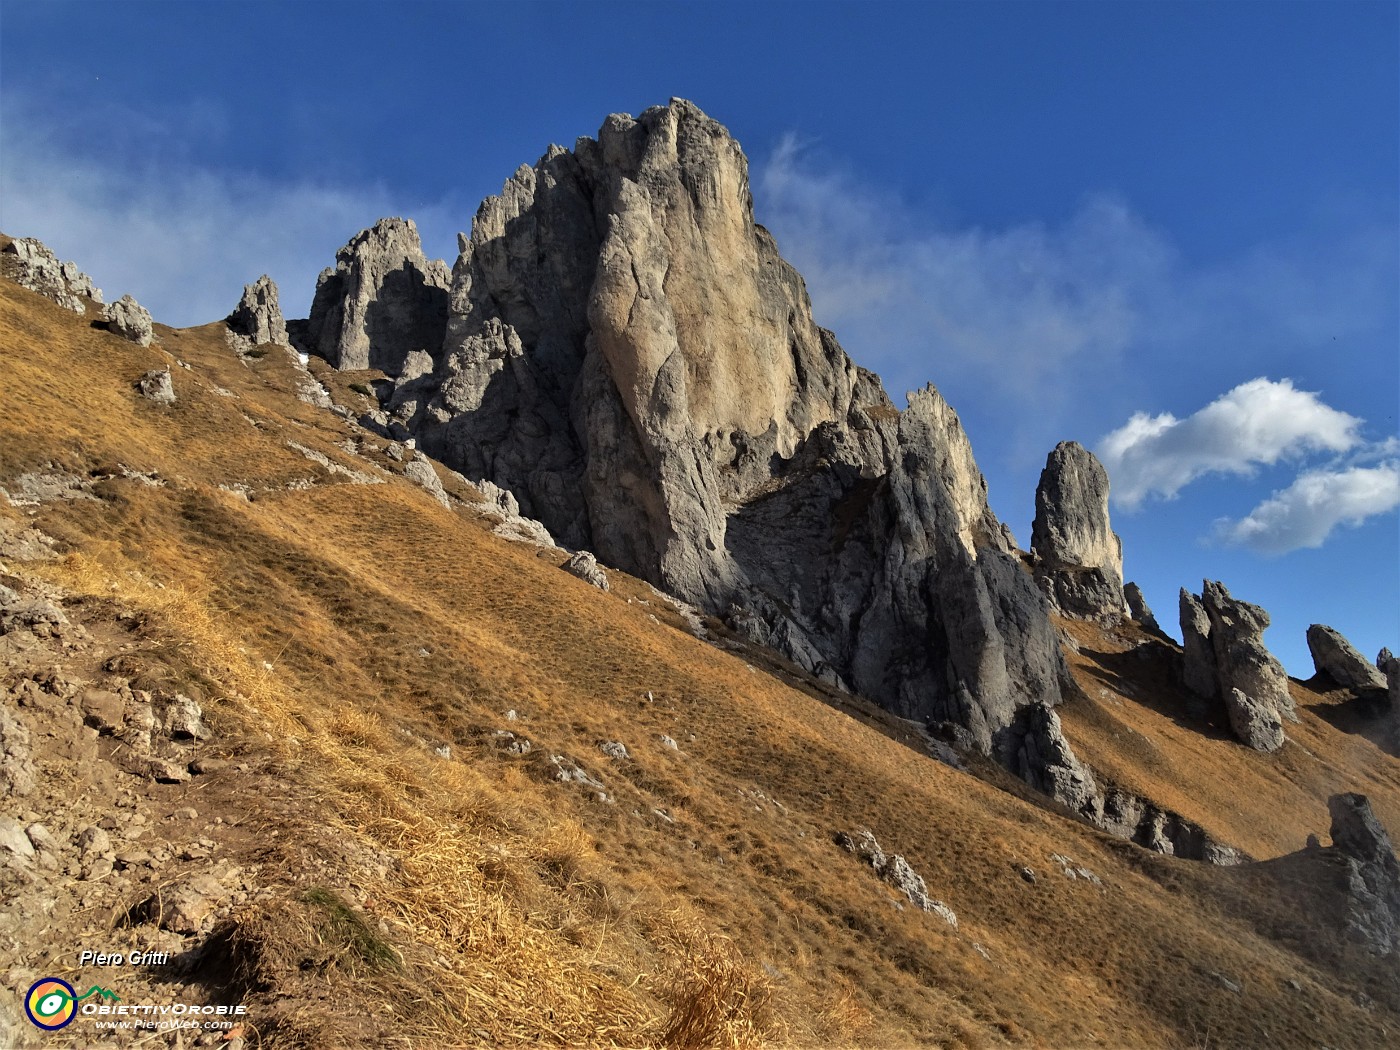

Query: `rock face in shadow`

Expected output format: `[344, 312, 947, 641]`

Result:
[1307, 624, 1386, 691]
[304, 218, 450, 374]
[1030, 441, 1125, 623]
[303, 100, 1078, 791]
[1124, 583, 1161, 634]
[1327, 793, 1400, 955]
[227, 275, 288, 347]
[1179, 581, 1292, 752]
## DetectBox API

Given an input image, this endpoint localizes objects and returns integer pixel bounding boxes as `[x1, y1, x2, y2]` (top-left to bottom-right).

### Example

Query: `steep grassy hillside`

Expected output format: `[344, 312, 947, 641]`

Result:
[2, 273, 1397, 1049]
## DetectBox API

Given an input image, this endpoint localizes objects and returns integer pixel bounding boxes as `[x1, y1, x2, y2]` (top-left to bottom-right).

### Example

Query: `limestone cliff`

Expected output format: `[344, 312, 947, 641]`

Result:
[307, 100, 1072, 770]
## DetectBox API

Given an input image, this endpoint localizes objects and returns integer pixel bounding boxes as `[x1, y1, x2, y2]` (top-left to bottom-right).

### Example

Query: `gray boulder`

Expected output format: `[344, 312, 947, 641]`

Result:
[1124, 582, 1161, 634]
[1030, 441, 1126, 622]
[1307, 624, 1386, 691]
[134, 368, 176, 404]
[563, 551, 609, 592]
[105, 294, 154, 346]
[227, 274, 288, 347]
[3, 237, 102, 313]
[1223, 686, 1285, 753]
[304, 217, 450, 374]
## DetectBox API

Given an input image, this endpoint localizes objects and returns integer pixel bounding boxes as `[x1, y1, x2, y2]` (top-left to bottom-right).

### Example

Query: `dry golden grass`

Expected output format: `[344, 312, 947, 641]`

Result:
[4, 275, 1400, 1048]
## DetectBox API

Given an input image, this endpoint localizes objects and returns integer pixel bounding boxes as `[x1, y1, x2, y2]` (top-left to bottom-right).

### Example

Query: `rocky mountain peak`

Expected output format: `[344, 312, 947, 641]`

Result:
[300, 100, 1088, 798]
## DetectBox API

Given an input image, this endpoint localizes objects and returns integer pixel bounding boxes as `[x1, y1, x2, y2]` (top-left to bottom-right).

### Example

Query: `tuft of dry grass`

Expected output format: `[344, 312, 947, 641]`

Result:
[656, 918, 779, 1050]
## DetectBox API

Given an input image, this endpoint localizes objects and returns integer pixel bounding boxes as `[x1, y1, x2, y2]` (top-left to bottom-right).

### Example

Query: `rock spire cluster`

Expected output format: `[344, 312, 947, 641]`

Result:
[227, 274, 288, 347]
[1179, 581, 1294, 752]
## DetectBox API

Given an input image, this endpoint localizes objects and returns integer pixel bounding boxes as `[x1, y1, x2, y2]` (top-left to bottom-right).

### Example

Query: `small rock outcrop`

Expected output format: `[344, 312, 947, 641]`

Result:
[134, 368, 176, 405]
[1031, 442, 1125, 622]
[1124, 582, 1161, 634]
[2, 237, 102, 313]
[227, 274, 288, 347]
[563, 551, 609, 592]
[104, 294, 154, 346]
[835, 827, 956, 923]
[1327, 793, 1400, 955]
[402, 455, 449, 508]
[1307, 625, 1386, 691]
[303, 218, 450, 374]
[1179, 581, 1292, 752]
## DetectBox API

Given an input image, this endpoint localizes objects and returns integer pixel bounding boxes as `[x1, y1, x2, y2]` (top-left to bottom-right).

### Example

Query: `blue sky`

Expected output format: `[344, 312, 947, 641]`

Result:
[2, 1, 1396, 675]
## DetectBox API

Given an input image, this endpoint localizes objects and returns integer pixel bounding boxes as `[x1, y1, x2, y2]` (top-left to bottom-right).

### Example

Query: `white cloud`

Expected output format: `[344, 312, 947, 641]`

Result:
[0, 94, 465, 327]
[1097, 378, 1363, 508]
[1214, 461, 1400, 554]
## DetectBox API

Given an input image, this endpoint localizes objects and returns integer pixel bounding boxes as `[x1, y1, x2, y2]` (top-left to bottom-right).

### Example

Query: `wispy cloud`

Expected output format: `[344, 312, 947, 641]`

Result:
[755, 136, 1396, 440]
[1097, 378, 1363, 508]
[756, 135, 1157, 405]
[0, 93, 465, 327]
[1214, 461, 1400, 555]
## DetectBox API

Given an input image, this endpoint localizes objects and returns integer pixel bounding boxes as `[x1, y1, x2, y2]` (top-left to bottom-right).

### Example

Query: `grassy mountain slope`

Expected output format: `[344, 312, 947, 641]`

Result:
[2, 271, 1397, 1049]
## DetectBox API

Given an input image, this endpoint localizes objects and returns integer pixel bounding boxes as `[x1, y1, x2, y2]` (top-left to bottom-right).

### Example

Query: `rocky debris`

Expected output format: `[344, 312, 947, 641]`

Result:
[0, 469, 99, 506]
[227, 274, 288, 347]
[134, 367, 176, 404]
[598, 740, 629, 760]
[1327, 793, 1400, 955]
[140, 871, 232, 935]
[286, 441, 382, 486]
[1015, 704, 1103, 822]
[77, 825, 115, 880]
[1307, 625, 1386, 691]
[548, 754, 612, 802]
[0, 707, 36, 797]
[1050, 853, 1103, 886]
[1030, 442, 1125, 622]
[1179, 581, 1292, 751]
[1124, 582, 1161, 634]
[835, 827, 956, 923]
[2, 237, 102, 313]
[464, 477, 556, 547]
[105, 294, 155, 346]
[402, 455, 450, 508]
[303, 217, 451, 374]
[563, 551, 609, 591]
[310, 100, 1075, 776]
[659, 734, 679, 750]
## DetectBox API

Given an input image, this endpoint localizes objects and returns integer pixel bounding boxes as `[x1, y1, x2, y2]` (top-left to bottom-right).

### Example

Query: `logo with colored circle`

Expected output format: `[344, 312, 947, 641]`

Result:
[25, 978, 78, 1030]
